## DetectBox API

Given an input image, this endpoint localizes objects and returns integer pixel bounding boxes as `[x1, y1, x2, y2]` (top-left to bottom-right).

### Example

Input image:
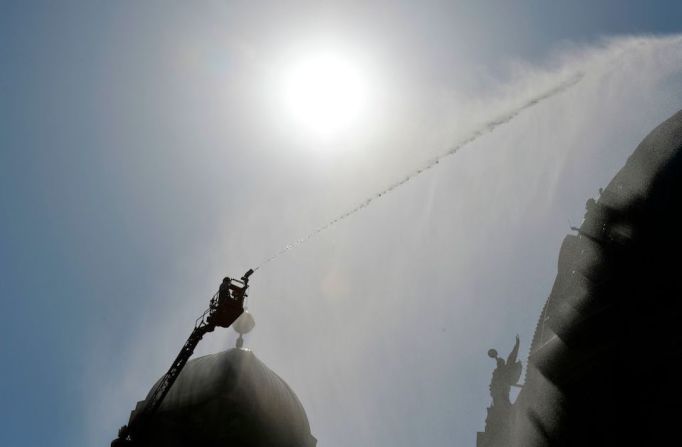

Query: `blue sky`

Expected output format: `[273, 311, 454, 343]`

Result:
[2, 2, 682, 446]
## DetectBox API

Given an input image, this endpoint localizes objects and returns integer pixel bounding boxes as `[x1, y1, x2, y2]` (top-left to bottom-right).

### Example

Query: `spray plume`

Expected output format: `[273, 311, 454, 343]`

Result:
[253, 72, 584, 271]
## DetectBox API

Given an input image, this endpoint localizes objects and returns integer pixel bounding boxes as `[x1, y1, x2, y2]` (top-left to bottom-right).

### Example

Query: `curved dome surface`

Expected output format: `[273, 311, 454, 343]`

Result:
[130, 348, 316, 447]
[511, 109, 682, 446]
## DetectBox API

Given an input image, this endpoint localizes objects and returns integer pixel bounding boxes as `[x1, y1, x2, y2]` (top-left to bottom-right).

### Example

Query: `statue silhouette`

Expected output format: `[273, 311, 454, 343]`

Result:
[487, 335, 522, 407]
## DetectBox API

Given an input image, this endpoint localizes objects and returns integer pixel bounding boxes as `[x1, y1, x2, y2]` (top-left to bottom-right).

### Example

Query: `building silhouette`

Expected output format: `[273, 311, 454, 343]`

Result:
[117, 313, 316, 447]
[478, 109, 682, 446]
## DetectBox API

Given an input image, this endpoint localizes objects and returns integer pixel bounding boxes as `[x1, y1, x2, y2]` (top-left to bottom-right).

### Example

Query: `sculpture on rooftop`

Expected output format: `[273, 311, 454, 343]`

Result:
[478, 336, 523, 447]
[487, 335, 522, 408]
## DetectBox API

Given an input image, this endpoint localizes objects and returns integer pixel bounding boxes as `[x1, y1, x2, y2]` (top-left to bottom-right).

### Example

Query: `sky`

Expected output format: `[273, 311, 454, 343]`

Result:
[2, 1, 682, 446]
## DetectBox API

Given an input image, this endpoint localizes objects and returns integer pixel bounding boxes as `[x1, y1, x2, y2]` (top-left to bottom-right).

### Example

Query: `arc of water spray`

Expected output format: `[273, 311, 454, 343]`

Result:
[253, 72, 585, 271]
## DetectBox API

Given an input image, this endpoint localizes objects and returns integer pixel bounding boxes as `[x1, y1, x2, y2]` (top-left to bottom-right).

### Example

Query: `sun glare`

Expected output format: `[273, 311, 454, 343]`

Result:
[280, 50, 371, 140]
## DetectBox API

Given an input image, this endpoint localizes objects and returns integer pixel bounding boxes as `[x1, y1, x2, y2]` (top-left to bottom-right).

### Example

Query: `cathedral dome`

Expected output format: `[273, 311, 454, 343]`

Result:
[130, 348, 316, 447]
[508, 110, 682, 446]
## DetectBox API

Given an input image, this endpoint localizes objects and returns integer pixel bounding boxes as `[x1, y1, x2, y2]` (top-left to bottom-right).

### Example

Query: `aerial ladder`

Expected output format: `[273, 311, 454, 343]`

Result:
[111, 269, 255, 446]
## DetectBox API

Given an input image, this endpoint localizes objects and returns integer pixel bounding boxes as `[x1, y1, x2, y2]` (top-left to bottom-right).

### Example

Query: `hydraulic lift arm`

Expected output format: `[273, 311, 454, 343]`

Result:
[112, 269, 254, 446]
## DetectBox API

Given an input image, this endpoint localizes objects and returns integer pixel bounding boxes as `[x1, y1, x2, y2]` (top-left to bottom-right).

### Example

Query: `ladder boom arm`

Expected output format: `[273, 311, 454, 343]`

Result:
[113, 269, 254, 446]
[139, 322, 214, 420]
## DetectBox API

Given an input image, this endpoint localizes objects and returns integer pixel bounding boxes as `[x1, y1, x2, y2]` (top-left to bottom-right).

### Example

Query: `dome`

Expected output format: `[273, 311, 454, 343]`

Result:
[508, 110, 682, 446]
[129, 348, 316, 447]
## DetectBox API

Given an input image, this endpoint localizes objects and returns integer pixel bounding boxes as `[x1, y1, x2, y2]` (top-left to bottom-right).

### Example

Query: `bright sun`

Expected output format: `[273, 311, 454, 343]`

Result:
[280, 50, 371, 139]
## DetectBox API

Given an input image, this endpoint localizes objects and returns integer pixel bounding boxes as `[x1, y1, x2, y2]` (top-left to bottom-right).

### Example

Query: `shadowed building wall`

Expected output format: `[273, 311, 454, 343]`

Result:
[479, 109, 682, 446]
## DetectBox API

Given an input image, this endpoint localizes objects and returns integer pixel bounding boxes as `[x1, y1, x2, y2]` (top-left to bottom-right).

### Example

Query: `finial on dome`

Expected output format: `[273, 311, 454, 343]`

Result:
[233, 310, 255, 349]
